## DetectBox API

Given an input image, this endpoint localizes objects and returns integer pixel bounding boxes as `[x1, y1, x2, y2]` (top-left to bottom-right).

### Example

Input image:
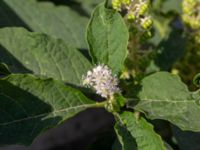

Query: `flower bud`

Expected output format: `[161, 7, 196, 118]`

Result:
[140, 17, 153, 30]
[127, 12, 136, 21]
[112, 0, 122, 11]
[138, 3, 149, 16]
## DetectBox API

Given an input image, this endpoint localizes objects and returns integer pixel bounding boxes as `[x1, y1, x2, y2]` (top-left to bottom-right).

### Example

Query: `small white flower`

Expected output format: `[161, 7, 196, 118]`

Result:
[83, 64, 120, 98]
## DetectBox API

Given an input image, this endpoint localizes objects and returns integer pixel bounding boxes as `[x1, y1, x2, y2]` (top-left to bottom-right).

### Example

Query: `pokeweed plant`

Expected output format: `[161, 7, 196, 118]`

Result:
[0, 0, 200, 149]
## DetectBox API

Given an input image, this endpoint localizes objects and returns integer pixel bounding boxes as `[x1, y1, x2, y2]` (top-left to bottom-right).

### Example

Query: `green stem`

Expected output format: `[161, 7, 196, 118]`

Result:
[89, 101, 107, 108]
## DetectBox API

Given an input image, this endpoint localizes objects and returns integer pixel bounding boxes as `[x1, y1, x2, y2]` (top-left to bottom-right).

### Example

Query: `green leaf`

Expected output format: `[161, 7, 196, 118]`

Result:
[114, 94, 125, 108]
[87, 3, 129, 73]
[132, 72, 200, 131]
[3, 0, 89, 49]
[161, 0, 182, 14]
[114, 122, 137, 150]
[193, 73, 200, 87]
[120, 112, 166, 150]
[0, 1, 28, 28]
[149, 15, 172, 46]
[0, 74, 96, 145]
[0, 63, 10, 75]
[0, 27, 92, 85]
[152, 0, 182, 14]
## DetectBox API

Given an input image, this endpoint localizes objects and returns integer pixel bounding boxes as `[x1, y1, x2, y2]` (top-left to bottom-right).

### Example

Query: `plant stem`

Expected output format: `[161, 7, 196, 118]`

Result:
[89, 101, 107, 108]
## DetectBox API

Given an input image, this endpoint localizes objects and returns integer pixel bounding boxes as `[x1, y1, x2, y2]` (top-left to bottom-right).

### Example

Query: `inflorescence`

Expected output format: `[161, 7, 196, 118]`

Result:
[83, 64, 120, 99]
[112, 0, 152, 38]
[182, 0, 200, 43]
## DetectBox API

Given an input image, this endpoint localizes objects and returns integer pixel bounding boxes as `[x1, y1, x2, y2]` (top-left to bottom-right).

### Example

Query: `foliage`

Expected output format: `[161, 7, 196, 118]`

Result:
[0, 0, 200, 149]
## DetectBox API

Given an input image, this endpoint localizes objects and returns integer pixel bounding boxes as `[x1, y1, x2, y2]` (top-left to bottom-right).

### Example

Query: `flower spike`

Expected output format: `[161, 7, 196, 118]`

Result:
[83, 64, 120, 98]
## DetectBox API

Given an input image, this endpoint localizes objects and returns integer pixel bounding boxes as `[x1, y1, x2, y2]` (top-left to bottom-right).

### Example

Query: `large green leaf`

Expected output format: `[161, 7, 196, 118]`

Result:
[132, 72, 200, 131]
[0, 27, 92, 85]
[87, 3, 129, 73]
[120, 112, 166, 150]
[114, 123, 137, 150]
[3, 0, 89, 49]
[0, 1, 28, 28]
[0, 74, 96, 145]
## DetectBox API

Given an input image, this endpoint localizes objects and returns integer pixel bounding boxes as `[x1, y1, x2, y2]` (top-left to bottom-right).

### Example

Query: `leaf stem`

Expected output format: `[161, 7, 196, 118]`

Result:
[89, 101, 108, 108]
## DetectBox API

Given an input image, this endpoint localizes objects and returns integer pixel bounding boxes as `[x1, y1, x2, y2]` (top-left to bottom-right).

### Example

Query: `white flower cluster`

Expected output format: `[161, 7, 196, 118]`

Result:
[83, 64, 120, 98]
